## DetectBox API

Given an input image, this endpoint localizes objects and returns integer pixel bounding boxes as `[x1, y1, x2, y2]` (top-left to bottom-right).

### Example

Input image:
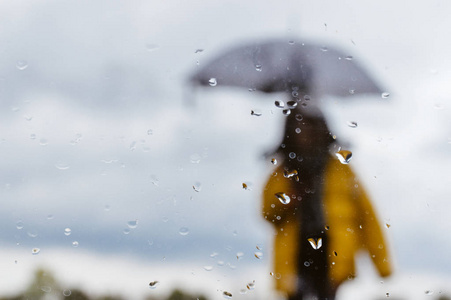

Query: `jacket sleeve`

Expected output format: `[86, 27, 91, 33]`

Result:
[354, 177, 393, 277]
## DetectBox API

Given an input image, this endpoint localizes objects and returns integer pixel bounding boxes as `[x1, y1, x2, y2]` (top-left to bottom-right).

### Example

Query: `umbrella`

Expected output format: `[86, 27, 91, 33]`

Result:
[190, 38, 382, 98]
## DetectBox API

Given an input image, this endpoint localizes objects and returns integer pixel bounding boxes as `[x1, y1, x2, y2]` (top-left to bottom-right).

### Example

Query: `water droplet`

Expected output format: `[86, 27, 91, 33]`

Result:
[240, 289, 247, 295]
[291, 91, 299, 98]
[275, 100, 284, 108]
[385, 223, 391, 228]
[16, 220, 24, 230]
[55, 162, 70, 170]
[24, 115, 33, 121]
[30, 134, 36, 139]
[195, 49, 204, 53]
[254, 251, 263, 259]
[203, 265, 213, 271]
[335, 150, 352, 164]
[149, 281, 159, 289]
[334, 251, 338, 256]
[282, 109, 291, 116]
[275, 193, 291, 204]
[210, 252, 219, 258]
[147, 129, 153, 135]
[250, 109, 262, 116]
[72, 241, 79, 247]
[64, 228, 71, 236]
[345, 56, 353, 61]
[386, 292, 390, 298]
[63, 289, 72, 297]
[381, 92, 390, 99]
[304, 261, 310, 267]
[223, 291, 232, 299]
[295, 128, 301, 134]
[179, 227, 190, 236]
[295, 114, 303, 121]
[247, 281, 255, 290]
[32, 248, 40, 255]
[16, 60, 28, 70]
[127, 220, 138, 229]
[347, 121, 358, 128]
[208, 78, 217, 86]
[190, 153, 201, 164]
[325, 225, 330, 230]
[320, 47, 328, 52]
[41, 286, 52, 293]
[47, 214, 54, 220]
[288, 40, 295, 45]
[271, 158, 277, 165]
[288, 152, 296, 159]
[242, 183, 249, 190]
[425, 290, 433, 295]
[283, 169, 298, 178]
[129, 141, 137, 151]
[27, 231, 38, 238]
[307, 237, 323, 250]
[255, 64, 262, 72]
[193, 182, 202, 192]
[39, 138, 48, 146]
[349, 89, 355, 95]
[236, 252, 244, 260]
[286, 100, 297, 108]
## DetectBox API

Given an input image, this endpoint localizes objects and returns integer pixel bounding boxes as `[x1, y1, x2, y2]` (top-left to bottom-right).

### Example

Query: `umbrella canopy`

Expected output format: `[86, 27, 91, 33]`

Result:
[190, 39, 382, 97]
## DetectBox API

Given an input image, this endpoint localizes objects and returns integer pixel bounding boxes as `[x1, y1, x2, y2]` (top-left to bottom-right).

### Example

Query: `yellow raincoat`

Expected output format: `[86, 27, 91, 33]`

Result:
[263, 157, 392, 295]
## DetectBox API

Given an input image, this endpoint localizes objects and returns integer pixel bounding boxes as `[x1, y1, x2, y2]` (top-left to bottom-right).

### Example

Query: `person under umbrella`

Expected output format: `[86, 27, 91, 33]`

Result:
[262, 105, 392, 299]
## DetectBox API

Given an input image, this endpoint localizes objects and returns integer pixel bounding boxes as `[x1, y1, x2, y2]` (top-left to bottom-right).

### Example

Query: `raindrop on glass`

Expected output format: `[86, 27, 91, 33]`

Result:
[289, 152, 296, 159]
[291, 91, 299, 98]
[425, 290, 433, 295]
[247, 281, 255, 290]
[335, 150, 352, 164]
[30, 134, 36, 139]
[147, 129, 153, 135]
[250, 110, 262, 116]
[203, 265, 213, 271]
[72, 241, 79, 247]
[32, 248, 40, 255]
[381, 92, 390, 99]
[179, 227, 190, 236]
[39, 139, 48, 146]
[283, 169, 298, 178]
[16, 220, 24, 230]
[295, 128, 301, 134]
[386, 223, 391, 229]
[242, 183, 250, 190]
[64, 228, 71, 236]
[282, 109, 291, 116]
[345, 56, 353, 61]
[236, 252, 244, 260]
[275, 100, 284, 108]
[16, 60, 28, 70]
[287, 100, 297, 108]
[275, 193, 291, 205]
[271, 158, 277, 165]
[255, 64, 262, 72]
[63, 289, 72, 297]
[307, 237, 323, 250]
[41, 286, 52, 293]
[149, 281, 159, 289]
[295, 114, 303, 121]
[288, 40, 295, 45]
[192, 182, 202, 192]
[349, 89, 355, 95]
[304, 261, 310, 267]
[208, 78, 217, 86]
[190, 153, 201, 164]
[223, 291, 232, 299]
[194, 49, 204, 53]
[55, 162, 70, 170]
[254, 251, 263, 259]
[347, 121, 358, 128]
[320, 47, 328, 52]
[127, 220, 138, 229]
[303, 95, 311, 101]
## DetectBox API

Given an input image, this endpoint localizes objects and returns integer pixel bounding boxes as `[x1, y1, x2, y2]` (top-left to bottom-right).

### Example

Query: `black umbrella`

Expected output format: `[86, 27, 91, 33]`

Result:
[190, 39, 383, 97]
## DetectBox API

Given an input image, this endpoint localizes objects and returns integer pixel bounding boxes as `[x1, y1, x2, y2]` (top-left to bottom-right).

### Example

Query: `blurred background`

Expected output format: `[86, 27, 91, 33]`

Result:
[1, 1, 450, 299]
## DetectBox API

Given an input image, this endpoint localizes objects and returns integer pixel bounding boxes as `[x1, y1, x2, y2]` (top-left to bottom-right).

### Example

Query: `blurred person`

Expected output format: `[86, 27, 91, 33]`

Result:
[262, 106, 392, 300]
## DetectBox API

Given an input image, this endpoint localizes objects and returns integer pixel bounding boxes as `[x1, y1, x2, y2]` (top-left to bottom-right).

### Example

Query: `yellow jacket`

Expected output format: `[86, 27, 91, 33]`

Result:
[262, 157, 392, 295]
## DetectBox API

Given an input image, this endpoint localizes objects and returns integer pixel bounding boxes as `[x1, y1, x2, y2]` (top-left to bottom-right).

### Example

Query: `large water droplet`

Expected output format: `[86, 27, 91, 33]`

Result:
[254, 252, 263, 259]
[275, 193, 290, 204]
[275, 100, 284, 108]
[32, 248, 40, 255]
[179, 227, 190, 236]
[288, 152, 296, 159]
[223, 291, 232, 299]
[208, 78, 217, 86]
[271, 158, 277, 165]
[203, 265, 213, 271]
[247, 281, 255, 290]
[149, 281, 159, 289]
[64, 228, 72, 236]
[282, 109, 291, 116]
[335, 150, 352, 164]
[283, 169, 298, 178]
[287, 100, 297, 108]
[307, 237, 323, 250]
[347, 121, 358, 128]
[127, 220, 138, 229]
[16, 60, 28, 70]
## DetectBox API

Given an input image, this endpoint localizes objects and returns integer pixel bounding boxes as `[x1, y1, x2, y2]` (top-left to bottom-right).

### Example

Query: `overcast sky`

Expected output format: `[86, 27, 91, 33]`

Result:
[1, 1, 451, 299]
